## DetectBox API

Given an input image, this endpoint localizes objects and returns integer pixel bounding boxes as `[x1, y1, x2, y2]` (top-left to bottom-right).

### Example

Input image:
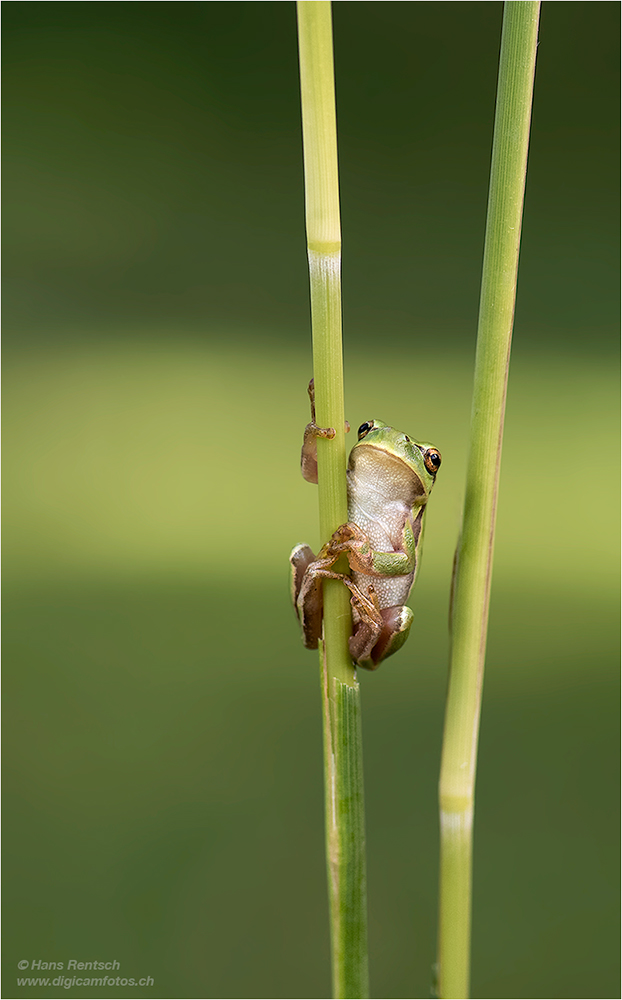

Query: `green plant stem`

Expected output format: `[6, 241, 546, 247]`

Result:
[297, 3, 369, 997]
[437, 4, 540, 998]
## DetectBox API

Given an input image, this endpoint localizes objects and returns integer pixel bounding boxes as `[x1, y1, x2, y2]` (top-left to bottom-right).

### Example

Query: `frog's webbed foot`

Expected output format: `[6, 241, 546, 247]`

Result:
[341, 579, 384, 665]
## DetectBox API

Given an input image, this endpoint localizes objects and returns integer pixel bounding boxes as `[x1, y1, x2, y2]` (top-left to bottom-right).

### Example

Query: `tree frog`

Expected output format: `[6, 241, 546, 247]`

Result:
[290, 381, 441, 671]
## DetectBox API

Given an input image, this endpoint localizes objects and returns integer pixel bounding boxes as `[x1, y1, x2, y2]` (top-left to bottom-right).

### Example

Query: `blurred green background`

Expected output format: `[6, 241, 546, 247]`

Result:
[3, 3, 619, 998]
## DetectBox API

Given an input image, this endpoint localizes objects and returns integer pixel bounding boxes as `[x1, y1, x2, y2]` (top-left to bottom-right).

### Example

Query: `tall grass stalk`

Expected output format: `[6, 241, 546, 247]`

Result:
[297, 3, 369, 997]
[437, 4, 540, 997]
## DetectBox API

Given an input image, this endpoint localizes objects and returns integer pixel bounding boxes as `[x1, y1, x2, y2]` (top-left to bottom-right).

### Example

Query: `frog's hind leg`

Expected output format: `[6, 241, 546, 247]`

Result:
[290, 544, 316, 606]
[290, 544, 323, 649]
[299, 572, 403, 671]
[290, 546, 356, 651]
[353, 605, 414, 670]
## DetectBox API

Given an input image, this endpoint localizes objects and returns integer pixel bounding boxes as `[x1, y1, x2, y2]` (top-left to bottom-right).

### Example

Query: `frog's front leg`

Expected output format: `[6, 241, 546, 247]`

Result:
[329, 520, 417, 578]
[300, 379, 350, 484]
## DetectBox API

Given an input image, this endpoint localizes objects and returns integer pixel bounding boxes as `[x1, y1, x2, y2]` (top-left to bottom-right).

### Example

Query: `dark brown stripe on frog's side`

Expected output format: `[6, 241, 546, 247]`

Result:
[412, 505, 425, 547]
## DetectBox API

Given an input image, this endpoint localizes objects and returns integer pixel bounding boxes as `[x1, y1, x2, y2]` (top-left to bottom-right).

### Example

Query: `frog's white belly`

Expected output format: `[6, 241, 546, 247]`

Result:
[347, 495, 415, 610]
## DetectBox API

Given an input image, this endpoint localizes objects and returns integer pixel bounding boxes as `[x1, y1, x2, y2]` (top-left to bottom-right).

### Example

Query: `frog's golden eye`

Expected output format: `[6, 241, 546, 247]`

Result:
[357, 421, 374, 440]
[423, 448, 442, 474]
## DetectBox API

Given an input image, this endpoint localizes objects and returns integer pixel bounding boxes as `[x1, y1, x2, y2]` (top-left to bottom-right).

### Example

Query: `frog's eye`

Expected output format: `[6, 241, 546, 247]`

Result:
[423, 448, 442, 474]
[357, 421, 374, 439]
